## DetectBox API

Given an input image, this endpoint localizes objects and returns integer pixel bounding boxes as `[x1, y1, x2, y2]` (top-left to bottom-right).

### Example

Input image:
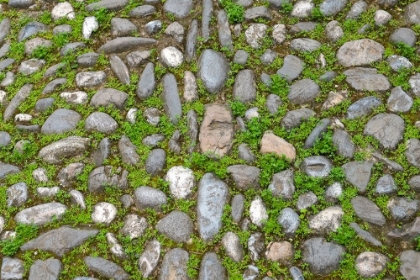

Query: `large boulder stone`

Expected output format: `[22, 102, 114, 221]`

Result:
[302, 238, 345, 275]
[364, 113, 405, 149]
[337, 39, 384, 67]
[199, 104, 233, 157]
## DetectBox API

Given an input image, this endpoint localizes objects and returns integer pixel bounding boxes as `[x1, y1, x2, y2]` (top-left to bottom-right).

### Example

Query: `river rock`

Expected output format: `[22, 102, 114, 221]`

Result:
[7, 182, 28, 207]
[302, 238, 345, 275]
[400, 250, 420, 280]
[342, 161, 373, 193]
[138, 239, 160, 278]
[364, 113, 405, 149]
[163, 0, 193, 18]
[309, 206, 343, 234]
[406, 139, 420, 167]
[337, 39, 384, 67]
[76, 71, 106, 88]
[157, 211, 193, 242]
[1, 257, 24, 280]
[387, 197, 419, 221]
[351, 196, 386, 226]
[346, 96, 382, 119]
[333, 129, 355, 158]
[227, 165, 260, 190]
[233, 69, 256, 103]
[84, 257, 129, 280]
[278, 208, 300, 236]
[15, 202, 67, 226]
[134, 186, 167, 211]
[41, 109, 80, 134]
[28, 259, 62, 280]
[355, 252, 388, 278]
[97, 37, 156, 54]
[38, 136, 90, 164]
[198, 49, 229, 94]
[162, 73, 182, 124]
[222, 232, 244, 262]
[281, 108, 315, 129]
[137, 62, 156, 100]
[344, 67, 390, 91]
[301, 156, 332, 177]
[159, 248, 189, 280]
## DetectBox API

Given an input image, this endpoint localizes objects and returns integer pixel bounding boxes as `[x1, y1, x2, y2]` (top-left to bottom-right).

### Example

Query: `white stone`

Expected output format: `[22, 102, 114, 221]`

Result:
[69, 190, 86, 209]
[138, 239, 161, 278]
[272, 24, 286, 44]
[374, 10, 392, 26]
[0, 216, 4, 234]
[32, 168, 48, 182]
[14, 113, 32, 122]
[165, 166, 195, 199]
[309, 206, 344, 233]
[326, 182, 343, 200]
[183, 71, 197, 101]
[83, 16, 99, 39]
[60, 91, 88, 104]
[126, 108, 138, 124]
[160, 46, 183, 67]
[291, 1, 314, 18]
[245, 107, 259, 121]
[51, 2, 75, 21]
[107, 233, 127, 259]
[245, 24, 267, 49]
[0, 90, 7, 105]
[249, 196, 268, 227]
[36, 186, 59, 197]
[91, 202, 117, 225]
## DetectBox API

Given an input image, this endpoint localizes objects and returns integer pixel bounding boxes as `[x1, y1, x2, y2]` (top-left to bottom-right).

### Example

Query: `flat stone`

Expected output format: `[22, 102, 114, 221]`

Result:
[38, 136, 90, 164]
[15, 202, 67, 226]
[387, 197, 419, 222]
[98, 37, 156, 54]
[28, 259, 62, 280]
[76, 71, 106, 88]
[405, 0, 420, 24]
[217, 10, 233, 51]
[387, 86, 413, 112]
[4, 84, 33, 122]
[260, 131, 296, 161]
[222, 232, 244, 262]
[406, 139, 420, 167]
[0, 162, 20, 179]
[134, 186, 167, 211]
[41, 109, 80, 134]
[297, 191, 318, 210]
[199, 104, 233, 157]
[344, 68, 390, 91]
[199, 252, 227, 280]
[86, 0, 129, 11]
[245, 24, 267, 48]
[91, 202, 117, 224]
[302, 238, 345, 275]
[198, 49, 229, 94]
[1, 257, 24, 280]
[227, 165, 260, 190]
[77, 53, 99, 67]
[352, 196, 386, 226]
[400, 250, 420, 280]
[185, 19, 198, 62]
[84, 257, 129, 280]
[159, 248, 189, 279]
[355, 252, 388, 278]
[281, 108, 315, 129]
[337, 39, 384, 67]
[387, 55, 413, 71]
[277, 55, 304, 82]
[350, 222, 382, 247]
[7, 182, 28, 207]
[109, 55, 130, 85]
[21, 227, 98, 256]
[233, 69, 256, 103]
[364, 113, 405, 149]
[163, 0, 193, 18]
[301, 156, 332, 177]
[290, 38, 321, 52]
[111, 18, 137, 37]
[162, 73, 182, 124]
[333, 129, 355, 158]
[90, 88, 128, 110]
[118, 135, 139, 165]
[85, 112, 118, 134]
[197, 173, 229, 240]
[320, 0, 347, 16]
[156, 210, 193, 242]
[375, 174, 397, 195]
[342, 161, 373, 193]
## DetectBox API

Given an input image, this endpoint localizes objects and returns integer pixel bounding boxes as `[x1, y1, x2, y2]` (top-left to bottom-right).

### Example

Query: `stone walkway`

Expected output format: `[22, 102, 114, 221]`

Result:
[1, 0, 420, 279]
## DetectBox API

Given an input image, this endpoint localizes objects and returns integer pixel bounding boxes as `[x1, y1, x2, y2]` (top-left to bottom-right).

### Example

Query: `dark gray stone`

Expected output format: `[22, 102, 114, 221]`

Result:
[227, 165, 260, 190]
[289, 21, 317, 33]
[90, 88, 128, 110]
[342, 161, 373, 193]
[61, 42, 85, 56]
[159, 248, 189, 280]
[351, 196, 386, 226]
[297, 191, 318, 211]
[29, 259, 62, 280]
[304, 118, 331, 149]
[405, 0, 420, 24]
[163, 0, 193, 18]
[21, 227, 98, 257]
[266, 94, 282, 115]
[41, 109, 80, 134]
[0, 19, 11, 45]
[281, 108, 315, 129]
[238, 143, 255, 163]
[364, 113, 405, 149]
[111, 18, 137, 37]
[288, 79, 320, 105]
[145, 149, 166, 175]
[86, 0, 129, 11]
[244, 6, 272, 20]
[118, 135, 139, 165]
[162, 73, 182, 124]
[233, 69, 256, 103]
[44, 63, 65, 78]
[388, 197, 419, 222]
[92, 138, 111, 167]
[217, 10, 233, 51]
[197, 173, 229, 240]
[302, 238, 345, 275]
[18, 22, 47, 42]
[134, 186, 167, 210]
[84, 257, 129, 280]
[156, 210, 193, 242]
[277, 55, 304, 82]
[346, 0, 367, 19]
[77, 52, 99, 67]
[137, 62, 156, 100]
[198, 49, 229, 94]
[98, 37, 156, 54]
[129, 5, 156, 17]
[302, 156, 332, 177]
[231, 194, 245, 223]
[0, 58, 14, 72]
[333, 129, 355, 158]
[88, 165, 127, 192]
[350, 222, 382, 246]
[42, 78, 66, 95]
[347, 96, 382, 119]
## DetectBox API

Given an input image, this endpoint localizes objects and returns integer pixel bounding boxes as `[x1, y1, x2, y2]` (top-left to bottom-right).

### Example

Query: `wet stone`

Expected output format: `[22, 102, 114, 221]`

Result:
[352, 196, 386, 226]
[159, 248, 189, 279]
[302, 238, 345, 275]
[28, 258, 62, 280]
[134, 186, 167, 211]
[84, 257, 129, 280]
[156, 211, 193, 242]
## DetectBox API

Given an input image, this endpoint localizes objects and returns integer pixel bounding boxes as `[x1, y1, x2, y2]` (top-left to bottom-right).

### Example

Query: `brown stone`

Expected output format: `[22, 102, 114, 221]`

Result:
[199, 104, 233, 157]
[265, 241, 294, 263]
[260, 131, 296, 160]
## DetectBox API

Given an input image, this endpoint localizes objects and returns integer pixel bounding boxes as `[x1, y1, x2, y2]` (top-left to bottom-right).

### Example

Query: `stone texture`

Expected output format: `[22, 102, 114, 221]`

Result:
[260, 131, 296, 160]
[337, 39, 384, 67]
